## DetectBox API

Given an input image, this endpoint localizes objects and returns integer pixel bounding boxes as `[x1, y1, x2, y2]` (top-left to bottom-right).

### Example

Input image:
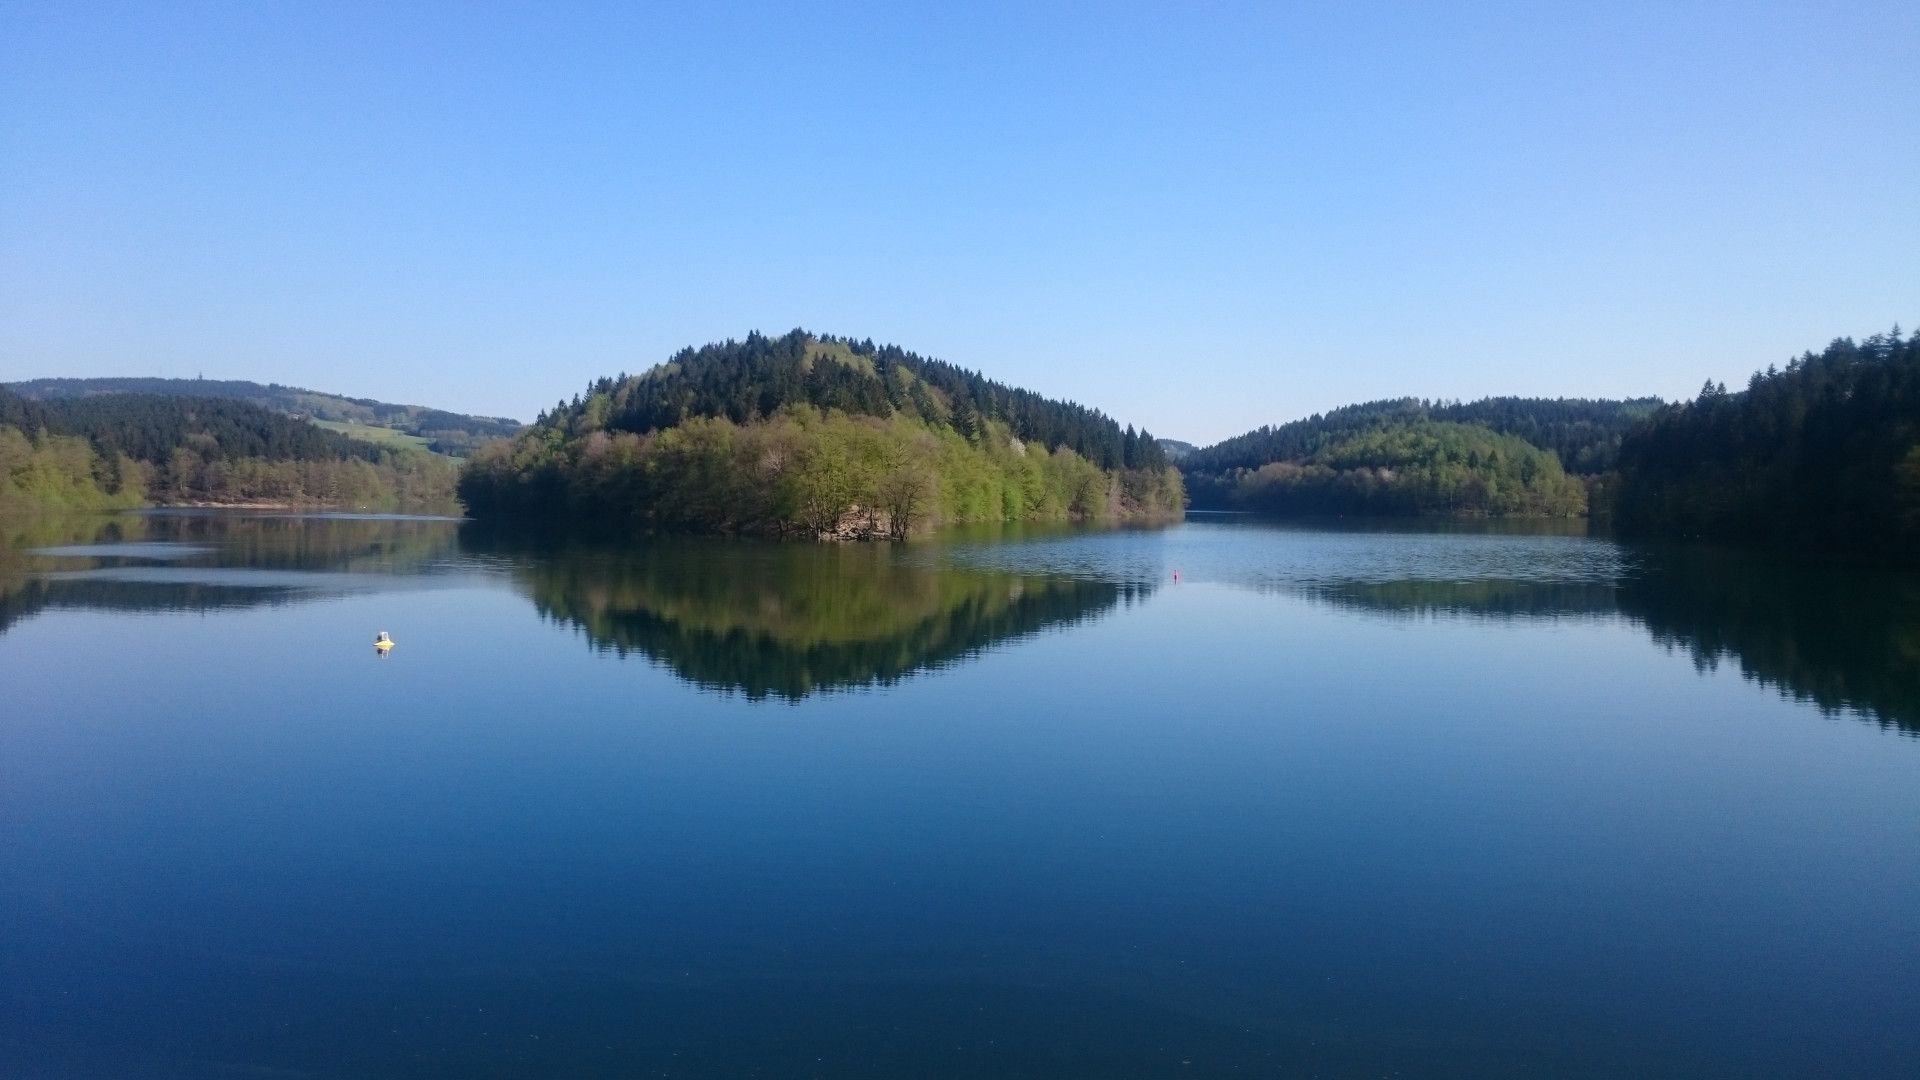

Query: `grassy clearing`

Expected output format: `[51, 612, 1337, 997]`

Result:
[312, 419, 437, 453]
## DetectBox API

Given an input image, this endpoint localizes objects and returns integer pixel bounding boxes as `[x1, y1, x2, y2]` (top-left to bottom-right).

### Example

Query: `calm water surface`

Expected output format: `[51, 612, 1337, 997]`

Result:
[2, 511, 1917, 1078]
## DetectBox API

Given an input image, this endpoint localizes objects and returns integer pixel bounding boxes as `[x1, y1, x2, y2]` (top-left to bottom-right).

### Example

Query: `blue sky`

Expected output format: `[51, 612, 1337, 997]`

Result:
[2, 1, 1914, 443]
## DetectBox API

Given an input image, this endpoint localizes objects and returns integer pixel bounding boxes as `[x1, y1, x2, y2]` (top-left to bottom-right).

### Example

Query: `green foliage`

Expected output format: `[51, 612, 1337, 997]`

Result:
[465, 332, 1184, 537]
[0, 427, 145, 512]
[536, 329, 1171, 472]
[6, 377, 523, 455]
[461, 406, 1183, 538]
[1614, 327, 1920, 559]
[1184, 395, 1661, 503]
[312, 419, 437, 453]
[0, 387, 457, 509]
[1221, 421, 1587, 518]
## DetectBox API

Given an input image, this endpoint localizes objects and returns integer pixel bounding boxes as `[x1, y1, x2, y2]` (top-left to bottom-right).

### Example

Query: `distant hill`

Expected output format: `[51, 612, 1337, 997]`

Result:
[1156, 438, 1197, 462]
[1210, 420, 1587, 518]
[461, 329, 1183, 537]
[5, 377, 522, 456]
[0, 387, 455, 509]
[1185, 396, 1662, 479]
[1181, 396, 1660, 517]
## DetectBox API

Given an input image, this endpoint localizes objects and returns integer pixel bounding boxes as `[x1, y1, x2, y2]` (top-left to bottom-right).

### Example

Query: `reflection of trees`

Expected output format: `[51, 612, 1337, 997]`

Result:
[1307, 578, 1620, 621]
[0, 511, 461, 636]
[1617, 548, 1920, 734]
[467, 528, 1138, 700]
[1299, 547, 1920, 734]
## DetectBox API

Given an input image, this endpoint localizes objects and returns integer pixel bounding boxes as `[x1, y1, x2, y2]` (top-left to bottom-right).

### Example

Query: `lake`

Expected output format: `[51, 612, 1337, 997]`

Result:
[2, 510, 1917, 1078]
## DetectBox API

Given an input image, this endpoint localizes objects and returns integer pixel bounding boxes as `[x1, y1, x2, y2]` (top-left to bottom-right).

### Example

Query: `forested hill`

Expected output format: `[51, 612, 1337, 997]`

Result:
[537, 329, 1169, 472]
[460, 330, 1184, 538]
[0, 388, 455, 509]
[6, 377, 522, 456]
[2, 390, 382, 464]
[1615, 328, 1919, 559]
[1186, 396, 1661, 477]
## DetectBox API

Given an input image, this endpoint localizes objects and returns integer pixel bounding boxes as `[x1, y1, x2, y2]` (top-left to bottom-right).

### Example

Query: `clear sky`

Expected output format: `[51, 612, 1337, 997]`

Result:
[2, 1, 1914, 443]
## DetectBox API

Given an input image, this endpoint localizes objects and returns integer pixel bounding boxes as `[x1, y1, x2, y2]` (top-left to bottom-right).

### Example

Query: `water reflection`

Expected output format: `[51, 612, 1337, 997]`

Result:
[1280, 540, 1920, 733]
[0, 511, 463, 636]
[4, 512, 1917, 728]
[1618, 547, 1920, 734]
[464, 525, 1142, 700]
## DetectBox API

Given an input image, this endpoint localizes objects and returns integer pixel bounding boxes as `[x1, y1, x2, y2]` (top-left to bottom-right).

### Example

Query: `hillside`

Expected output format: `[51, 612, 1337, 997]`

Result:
[1615, 328, 1919, 558]
[1214, 420, 1587, 518]
[1184, 396, 1660, 516]
[1187, 396, 1660, 477]
[6, 377, 522, 456]
[460, 330, 1184, 538]
[532, 330, 1169, 471]
[0, 387, 455, 509]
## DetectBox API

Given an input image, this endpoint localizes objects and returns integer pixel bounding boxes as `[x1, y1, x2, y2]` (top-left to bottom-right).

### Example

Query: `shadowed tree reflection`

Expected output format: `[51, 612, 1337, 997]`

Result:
[1616, 547, 1920, 734]
[465, 525, 1142, 700]
[1299, 546, 1920, 733]
[0, 511, 461, 636]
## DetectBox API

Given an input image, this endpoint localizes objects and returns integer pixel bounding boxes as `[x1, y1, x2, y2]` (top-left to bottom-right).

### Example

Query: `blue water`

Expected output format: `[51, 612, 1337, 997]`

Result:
[2, 511, 1916, 1077]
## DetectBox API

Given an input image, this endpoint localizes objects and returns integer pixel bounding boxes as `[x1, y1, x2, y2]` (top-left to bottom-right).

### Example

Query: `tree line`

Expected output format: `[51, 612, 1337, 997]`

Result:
[0, 388, 457, 508]
[460, 405, 1183, 539]
[1204, 420, 1588, 518]
[1613, 327, 1919, 558]
[1185, 396, 1660, 478]
[540, 330, 1171, 473]
[7, 377, 523, 455]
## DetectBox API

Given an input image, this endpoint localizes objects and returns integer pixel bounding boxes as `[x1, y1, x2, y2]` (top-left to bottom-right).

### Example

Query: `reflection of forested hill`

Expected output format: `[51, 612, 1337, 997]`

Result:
[0, 577, 312, 636]
[1297, 547, 1920, 733]
[1307, 578, 1620, 620]
[0, 512, 461, 636]
[1617, 549, 1920, 734]
[469, 529, 1139, 700]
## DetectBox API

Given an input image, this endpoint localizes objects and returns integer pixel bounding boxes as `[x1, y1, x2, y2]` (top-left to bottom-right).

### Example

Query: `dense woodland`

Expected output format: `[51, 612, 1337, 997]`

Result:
[462, 332, 1184, 538]
[1184, 396, 1661, 477]
[1214, 420, 1588, 518]
[1183, 396, 1658, 516]
[1178, 328, 1917, 552]
[1614, 329, 1919, 558]
[0, 388, 456, 509]
[8, 377, 522, 456]
[11, 325, 1914, 556]
[532, 331, 1171, 472]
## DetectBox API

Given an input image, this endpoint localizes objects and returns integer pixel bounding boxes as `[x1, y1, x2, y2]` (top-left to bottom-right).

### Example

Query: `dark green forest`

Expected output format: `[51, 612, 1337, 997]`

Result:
[1182, 396, 1659, 517]
[530, 330, 1171, 472]
[1614, 328, 1920, 558]
[0, 388, 456, 509]
[7, 376, 523, 456]
[1184, 396, 1661, 477]
[1214, 421, 1589, 518]
[461, 331, 1185, 538]
[1176, 326, 1919, 548]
